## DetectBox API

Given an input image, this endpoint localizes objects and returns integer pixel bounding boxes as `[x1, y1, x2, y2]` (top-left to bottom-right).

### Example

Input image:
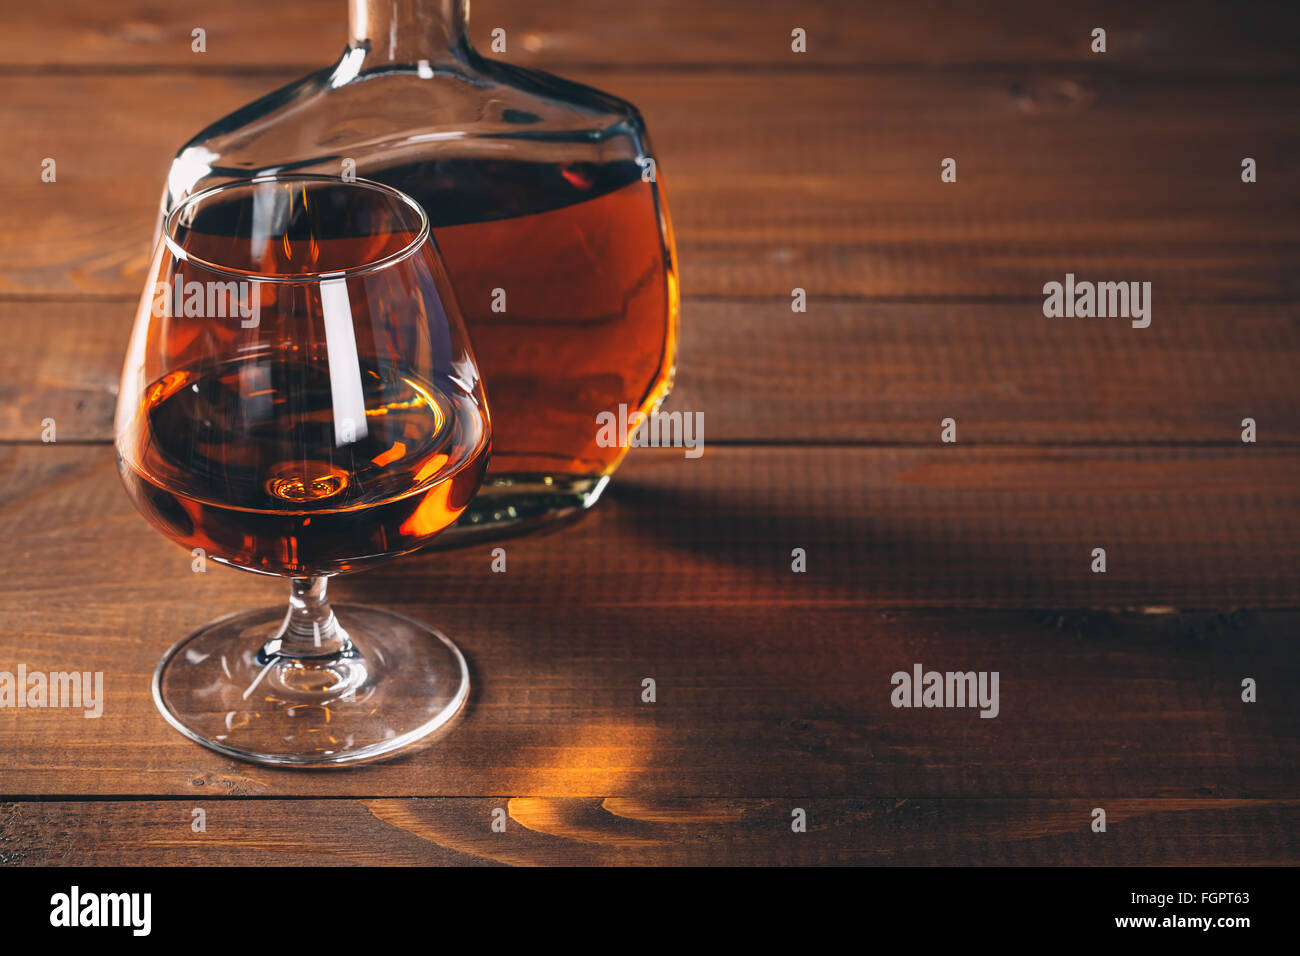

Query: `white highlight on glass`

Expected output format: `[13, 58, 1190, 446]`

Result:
[320, 278, 369, 447]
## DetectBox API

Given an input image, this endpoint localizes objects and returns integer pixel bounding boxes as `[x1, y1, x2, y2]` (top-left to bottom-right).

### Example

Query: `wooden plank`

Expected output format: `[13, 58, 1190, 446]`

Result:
[670, 302, 1300, 444]
[3, 798, 1297, 865]
[5, 298, 1297, 445]
[1, 444, 1297, 797]
[0, 72, 1295, 298]
[3, 445, 1298, 612]
[3, 0, 1297, 72]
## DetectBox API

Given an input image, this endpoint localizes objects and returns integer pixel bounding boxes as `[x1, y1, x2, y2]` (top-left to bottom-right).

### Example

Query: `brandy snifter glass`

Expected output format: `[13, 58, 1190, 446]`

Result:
[115, 174, 490, 767]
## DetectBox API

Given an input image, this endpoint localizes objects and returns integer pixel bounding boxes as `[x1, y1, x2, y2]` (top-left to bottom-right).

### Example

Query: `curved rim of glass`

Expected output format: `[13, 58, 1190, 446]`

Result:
[162, 174, 432, 284]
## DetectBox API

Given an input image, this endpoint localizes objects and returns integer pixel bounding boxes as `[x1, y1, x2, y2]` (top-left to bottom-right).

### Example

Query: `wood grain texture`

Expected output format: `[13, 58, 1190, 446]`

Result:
[1, 596, 1297, 799]
[5, 298, 1297, 445]
[3, 445, 1299, 615]
[3, 798, 1297, 866]
[1, 443, 1297, 798]
[0, 71, 1295, 298]
[7, 443, 1300, 610]
[3, 0, 1298, 71]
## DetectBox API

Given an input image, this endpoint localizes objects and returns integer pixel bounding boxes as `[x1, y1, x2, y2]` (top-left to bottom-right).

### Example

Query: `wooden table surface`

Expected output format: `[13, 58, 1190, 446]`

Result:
[1, 0, 1298, 866]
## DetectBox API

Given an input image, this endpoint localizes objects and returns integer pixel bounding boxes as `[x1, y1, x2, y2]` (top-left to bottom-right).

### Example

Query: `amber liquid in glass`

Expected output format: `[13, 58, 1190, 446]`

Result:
[118, 356, 488, 577]
[118, 197, 490, 575]
[373, 158, 677, 479]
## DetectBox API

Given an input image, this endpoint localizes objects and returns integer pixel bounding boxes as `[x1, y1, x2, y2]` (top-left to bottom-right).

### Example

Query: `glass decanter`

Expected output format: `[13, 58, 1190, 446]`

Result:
[160, 0, 678, 542]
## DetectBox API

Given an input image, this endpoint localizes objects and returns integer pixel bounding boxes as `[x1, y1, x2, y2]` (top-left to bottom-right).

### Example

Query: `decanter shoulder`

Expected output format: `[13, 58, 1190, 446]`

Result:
[165, 50, 648, 207]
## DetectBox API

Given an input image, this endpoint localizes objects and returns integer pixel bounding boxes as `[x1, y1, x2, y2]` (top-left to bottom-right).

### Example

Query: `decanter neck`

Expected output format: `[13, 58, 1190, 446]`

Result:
[348, 0, 470, 62]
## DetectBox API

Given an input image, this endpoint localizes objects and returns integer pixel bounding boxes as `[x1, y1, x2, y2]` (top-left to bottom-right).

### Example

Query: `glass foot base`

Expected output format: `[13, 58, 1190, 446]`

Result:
[153, 604, 469, 767]
[433, 471, 611, 546]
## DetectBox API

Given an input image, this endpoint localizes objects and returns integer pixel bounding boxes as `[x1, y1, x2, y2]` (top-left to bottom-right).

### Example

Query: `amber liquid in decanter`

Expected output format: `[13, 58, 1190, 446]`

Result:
[374, 156, 675, 480]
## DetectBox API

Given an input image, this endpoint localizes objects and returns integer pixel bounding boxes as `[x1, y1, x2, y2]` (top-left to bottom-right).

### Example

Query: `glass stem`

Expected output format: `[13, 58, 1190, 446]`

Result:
[261, 577, 353, 661]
